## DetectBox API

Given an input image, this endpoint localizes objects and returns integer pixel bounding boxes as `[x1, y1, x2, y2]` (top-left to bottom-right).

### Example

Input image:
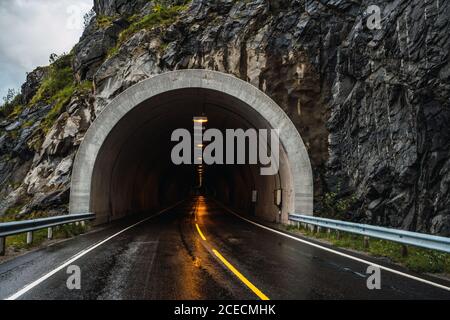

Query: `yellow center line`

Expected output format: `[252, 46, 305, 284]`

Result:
[193, 199, 269, 300]
[212, 249, 270, 301]
[196, 223, 207, 241]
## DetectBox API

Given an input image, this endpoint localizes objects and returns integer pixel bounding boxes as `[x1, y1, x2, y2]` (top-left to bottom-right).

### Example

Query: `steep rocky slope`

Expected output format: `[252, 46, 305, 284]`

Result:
[0, 0, 449, 235]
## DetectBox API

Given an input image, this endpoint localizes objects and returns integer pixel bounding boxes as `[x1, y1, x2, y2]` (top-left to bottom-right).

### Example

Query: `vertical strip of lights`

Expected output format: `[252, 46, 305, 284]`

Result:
[193, 116, 208, 188]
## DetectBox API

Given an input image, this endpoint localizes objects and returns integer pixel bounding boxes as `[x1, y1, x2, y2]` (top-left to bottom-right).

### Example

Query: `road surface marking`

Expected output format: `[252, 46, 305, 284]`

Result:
[212, 249, 270, 300]
[221, 205, 450, 292]
[5, 201, 184, 300]
[196, 223, 207, 241]
[193, 199, 269, 300]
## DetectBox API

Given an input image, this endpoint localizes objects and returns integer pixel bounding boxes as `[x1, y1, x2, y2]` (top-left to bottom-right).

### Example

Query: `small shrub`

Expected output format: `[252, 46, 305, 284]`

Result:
[96, 15, 114, 29]
[322, 183, 357, 219]
[1, 89, 22, 119]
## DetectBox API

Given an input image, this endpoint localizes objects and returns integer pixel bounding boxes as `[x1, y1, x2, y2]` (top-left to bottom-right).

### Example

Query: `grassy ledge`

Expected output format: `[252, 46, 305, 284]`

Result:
[5, 223, 90, 253]
[29, 53, 92, 134]
[283, 224, 450, 274]
[107, 1, 191, 57]
[30, 53, 74, 133]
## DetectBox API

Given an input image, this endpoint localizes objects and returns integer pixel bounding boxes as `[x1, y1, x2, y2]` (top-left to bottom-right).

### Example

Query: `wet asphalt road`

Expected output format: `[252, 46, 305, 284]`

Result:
[1, 197, 450, 300]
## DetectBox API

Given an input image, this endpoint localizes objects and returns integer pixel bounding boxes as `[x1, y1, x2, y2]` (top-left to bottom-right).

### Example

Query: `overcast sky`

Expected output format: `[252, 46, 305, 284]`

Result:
[0, 0, 93, 100]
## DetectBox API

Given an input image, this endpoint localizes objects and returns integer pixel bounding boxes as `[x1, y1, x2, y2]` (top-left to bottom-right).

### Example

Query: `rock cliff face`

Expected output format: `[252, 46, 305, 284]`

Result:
[0, 0, 449, 235]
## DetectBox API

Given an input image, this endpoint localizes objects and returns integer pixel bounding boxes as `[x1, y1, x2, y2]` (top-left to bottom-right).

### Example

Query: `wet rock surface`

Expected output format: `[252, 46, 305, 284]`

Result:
[0, 0, 449, 235]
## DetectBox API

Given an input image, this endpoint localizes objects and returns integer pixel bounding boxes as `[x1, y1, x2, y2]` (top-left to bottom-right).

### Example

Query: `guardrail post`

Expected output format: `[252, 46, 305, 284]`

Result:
[0, 237, 5, 256]
[336, 230, 340, 240]
[363, 236, 370, 249]
[26, 232, 33, 245]
[47, 227, 53, 240]
[401, 245, 408, 257]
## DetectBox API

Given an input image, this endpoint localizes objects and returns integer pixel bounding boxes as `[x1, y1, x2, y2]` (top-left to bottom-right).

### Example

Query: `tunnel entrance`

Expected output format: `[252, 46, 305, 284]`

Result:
[69, 70, 313, 224]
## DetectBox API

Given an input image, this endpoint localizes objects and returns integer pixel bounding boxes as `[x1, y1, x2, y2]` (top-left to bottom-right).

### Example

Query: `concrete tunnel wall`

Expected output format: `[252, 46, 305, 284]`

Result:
[69, 70, 314, 224]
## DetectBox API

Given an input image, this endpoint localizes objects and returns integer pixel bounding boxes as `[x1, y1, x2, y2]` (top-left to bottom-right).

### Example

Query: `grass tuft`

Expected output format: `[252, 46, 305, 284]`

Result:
[96, 15, 115, 29]
[108, 2, 189, 57]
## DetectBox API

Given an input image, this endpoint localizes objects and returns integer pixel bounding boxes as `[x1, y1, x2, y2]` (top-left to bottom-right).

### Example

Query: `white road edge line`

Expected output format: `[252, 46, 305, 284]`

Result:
[222, 205, 450, 292]
[5, 201, 184, 300]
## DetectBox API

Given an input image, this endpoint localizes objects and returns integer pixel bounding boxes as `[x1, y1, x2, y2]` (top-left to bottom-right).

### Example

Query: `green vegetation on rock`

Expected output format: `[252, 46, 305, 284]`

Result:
[321, 182, 357, 220]
[39, 86, 75, 133]
[7, 104, 24, 119]
[31, 53, 74, 106]
[96, 15, 115, 29]
[119, 5, 185, 43]
[29, 53, 92, 133]
[21, 119, 35, 129]
[108, 1, 190, 57]
[4, 205, 24, 217]
[40, 80, 92, 134]
[322, 191, 357, 218]
[0, 89, 22, 119]
[29, 53, 75, 133]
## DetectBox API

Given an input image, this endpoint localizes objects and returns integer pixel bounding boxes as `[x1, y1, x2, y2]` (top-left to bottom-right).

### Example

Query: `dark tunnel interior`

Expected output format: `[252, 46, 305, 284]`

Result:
[90, 88, 294, 224]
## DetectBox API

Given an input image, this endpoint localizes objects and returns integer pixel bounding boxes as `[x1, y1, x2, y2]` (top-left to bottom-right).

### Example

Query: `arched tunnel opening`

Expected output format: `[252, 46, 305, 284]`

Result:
[70, 70, 313, 225]
[91, 88, 292, 224]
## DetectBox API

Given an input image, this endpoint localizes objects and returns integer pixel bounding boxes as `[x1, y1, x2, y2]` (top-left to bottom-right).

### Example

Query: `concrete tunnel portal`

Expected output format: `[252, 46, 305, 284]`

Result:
[69, 70, 313, 224]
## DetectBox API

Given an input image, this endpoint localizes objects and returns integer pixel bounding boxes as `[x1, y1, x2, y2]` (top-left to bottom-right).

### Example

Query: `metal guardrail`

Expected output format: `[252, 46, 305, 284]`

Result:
[0, 213, 95, 256]
[289, 214, 450, 254]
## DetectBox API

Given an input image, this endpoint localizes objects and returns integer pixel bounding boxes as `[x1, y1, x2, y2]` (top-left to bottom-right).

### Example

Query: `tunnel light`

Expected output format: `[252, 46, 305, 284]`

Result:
[193, 116, 208, 123]
[196, 144, 204, 148]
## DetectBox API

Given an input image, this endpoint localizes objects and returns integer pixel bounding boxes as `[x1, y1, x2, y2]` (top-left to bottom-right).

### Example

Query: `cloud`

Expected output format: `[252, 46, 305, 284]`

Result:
[0, 0, 93, 99]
